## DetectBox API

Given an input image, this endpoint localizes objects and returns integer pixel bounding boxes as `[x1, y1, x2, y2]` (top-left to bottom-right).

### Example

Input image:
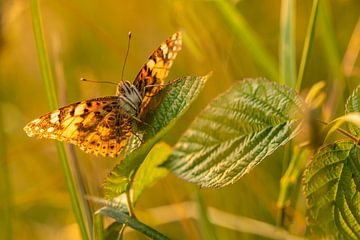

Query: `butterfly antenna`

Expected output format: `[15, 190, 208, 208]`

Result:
[121, 32, 132, 82]
[81, 78, 118, 86]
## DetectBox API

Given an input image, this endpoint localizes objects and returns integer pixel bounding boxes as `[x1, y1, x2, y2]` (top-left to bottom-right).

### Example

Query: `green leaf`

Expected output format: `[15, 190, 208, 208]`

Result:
[345, 85, 360, 137]
[165, 78, 303, 188]
[104, 75, 208, 198]
[132, 142, 172, 204]
[303, 141, 360, 239]
[97, 207, 170, 240]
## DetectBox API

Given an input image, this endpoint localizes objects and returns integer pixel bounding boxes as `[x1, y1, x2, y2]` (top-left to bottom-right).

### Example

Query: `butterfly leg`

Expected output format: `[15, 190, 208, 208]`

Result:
[130, 129, 144, 144]
[144, 78, 183, 97]
[131, 116, 155, 131]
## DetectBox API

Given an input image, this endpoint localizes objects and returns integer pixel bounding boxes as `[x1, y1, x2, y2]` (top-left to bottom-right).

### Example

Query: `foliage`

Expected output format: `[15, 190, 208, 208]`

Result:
[103, 75, 208, 199]
[3, 0, 360, 239]
[302, 85, 360, 239]
[303, 141, 360, 239]
[102, 76, 359, 239]
[164, 78, 303, 188]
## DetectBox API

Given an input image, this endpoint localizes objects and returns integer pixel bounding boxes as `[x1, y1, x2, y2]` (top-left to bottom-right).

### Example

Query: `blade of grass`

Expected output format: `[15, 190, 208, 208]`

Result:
[0, 7, 12, 235]
[279, 0, 297, 87]
[194, 189, 218, 240]
[0, 101, 12, 240]
[342, 16, 360, 78]
[296, 0, 319, 91]
[52, 29, 94, 235]
[93, 214, 104, 240]
[279, 0, 296, 202]
[277, 144, 309, 226]
[277, 0, 318, 228]
[214, 0, 278, 81]
[318, 0, 345, 119]
[136, 202, 307, 240]
[318, 0, 343, 81]
[30, 1, 90, 239]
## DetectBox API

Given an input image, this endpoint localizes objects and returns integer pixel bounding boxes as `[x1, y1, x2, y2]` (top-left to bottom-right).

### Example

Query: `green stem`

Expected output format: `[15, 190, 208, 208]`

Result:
[0, 100, 12, 240]
[30, 1, 89, 239]
[119, 225, 126, 240]
[98, 207, 170, 240]
[194, 188, 218, 240]
[279, 0, 297, 87]
[277, 145, 308, 227]
[319, 120, 359, 144]
[126, 189, 137, 219]
[296, 0, 319, 91]
[93, 214, 104, 240]
[214, 0, 278, 81]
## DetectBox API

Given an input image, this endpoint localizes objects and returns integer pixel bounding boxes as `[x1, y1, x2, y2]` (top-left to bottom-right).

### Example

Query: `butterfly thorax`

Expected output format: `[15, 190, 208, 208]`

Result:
[116, 81, 143, 116]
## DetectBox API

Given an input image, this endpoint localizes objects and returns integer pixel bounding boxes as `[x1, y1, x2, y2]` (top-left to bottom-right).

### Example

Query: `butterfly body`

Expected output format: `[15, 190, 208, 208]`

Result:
[115, 81, 143, 116]
[24, 32, 182, 157]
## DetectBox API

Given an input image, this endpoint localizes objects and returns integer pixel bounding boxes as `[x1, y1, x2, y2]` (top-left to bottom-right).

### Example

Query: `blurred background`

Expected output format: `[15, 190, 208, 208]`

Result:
[0, 0, 359, 239]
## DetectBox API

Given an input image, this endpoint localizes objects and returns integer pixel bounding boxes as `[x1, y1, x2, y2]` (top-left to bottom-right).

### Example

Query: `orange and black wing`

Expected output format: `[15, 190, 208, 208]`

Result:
[132, 32, 182, 114]
[24, 97, 133, 157]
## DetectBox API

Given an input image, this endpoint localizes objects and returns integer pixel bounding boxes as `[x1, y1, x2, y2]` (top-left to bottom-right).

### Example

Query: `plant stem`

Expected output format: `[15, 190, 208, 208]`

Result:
[194, 188, 218, 240]
[296, 0, 319, 91]
[126, 189, 137, 219]
[0, 97, 12, 240]
[214, 0, 278, 81]
[98, 207, 170, 240]
[279, 0, 297, 87]
[277, 145, 308, 227]
[30, 1, 90, 239]
[319, 120, 359, 144]
[93, 214, 104, 240]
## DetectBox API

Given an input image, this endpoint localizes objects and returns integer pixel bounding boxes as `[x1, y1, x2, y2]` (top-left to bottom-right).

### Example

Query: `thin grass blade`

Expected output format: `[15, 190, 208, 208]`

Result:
[279, 0, 297, 87]
[296, 0, 319, 91]
[30, 1, 90, 239]
[214, 0, 278, 81]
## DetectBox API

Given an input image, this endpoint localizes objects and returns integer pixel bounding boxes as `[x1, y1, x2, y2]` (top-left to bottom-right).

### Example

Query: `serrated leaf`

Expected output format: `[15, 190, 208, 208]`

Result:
[132, 142, 172, 204]
[345, 85, 360, 137]
[164, 78, 303, 188]
[303, 141, 360, 239]
[104, 75, 208, 198]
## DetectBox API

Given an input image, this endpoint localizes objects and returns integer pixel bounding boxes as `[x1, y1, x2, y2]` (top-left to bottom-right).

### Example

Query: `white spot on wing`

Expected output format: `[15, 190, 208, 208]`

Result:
[32, 118, 41, 124]
[147, 59, 155, 69]
[160, 44, 168, 54]
[50, 110, 60, 124]
[74, 104, 85, 115]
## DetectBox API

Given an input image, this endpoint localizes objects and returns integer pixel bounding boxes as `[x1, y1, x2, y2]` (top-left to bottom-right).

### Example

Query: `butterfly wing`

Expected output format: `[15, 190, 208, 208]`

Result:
[24, 97, 133, 157]
[132, 32, 182, 114]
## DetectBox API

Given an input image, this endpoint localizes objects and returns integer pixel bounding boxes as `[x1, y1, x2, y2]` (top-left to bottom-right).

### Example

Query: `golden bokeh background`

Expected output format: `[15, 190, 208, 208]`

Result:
[0, 0, 359, 239]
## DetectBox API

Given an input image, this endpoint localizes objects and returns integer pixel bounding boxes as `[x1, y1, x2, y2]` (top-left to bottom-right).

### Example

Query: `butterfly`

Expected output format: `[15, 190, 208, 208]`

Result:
[24, 32, 182, 157]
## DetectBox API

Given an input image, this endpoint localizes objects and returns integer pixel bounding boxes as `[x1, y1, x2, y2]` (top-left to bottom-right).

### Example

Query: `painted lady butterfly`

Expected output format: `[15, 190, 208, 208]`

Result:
[24, 32, 182, 157]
